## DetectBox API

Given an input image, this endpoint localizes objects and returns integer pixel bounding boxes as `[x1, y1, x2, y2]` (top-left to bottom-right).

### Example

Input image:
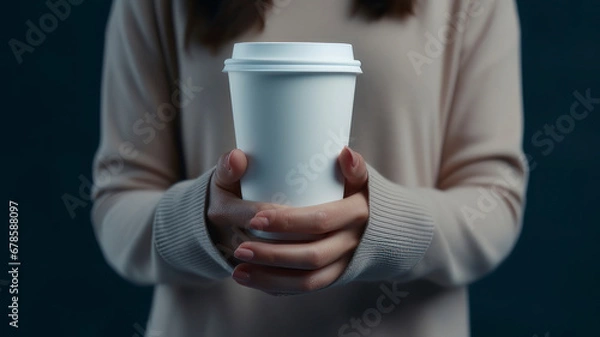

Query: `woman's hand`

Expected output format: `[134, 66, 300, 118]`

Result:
[231, 147, 369, 295]
[206, 149, 285, 262]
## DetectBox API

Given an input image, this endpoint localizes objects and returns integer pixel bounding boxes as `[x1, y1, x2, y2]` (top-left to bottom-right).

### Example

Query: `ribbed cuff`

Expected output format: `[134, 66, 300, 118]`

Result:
[333, 164, 435, 285]
[153, 167, 233, 280]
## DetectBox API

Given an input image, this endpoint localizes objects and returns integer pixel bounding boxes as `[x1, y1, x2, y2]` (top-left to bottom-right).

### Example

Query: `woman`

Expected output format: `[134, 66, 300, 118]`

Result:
[92, 0, 527, 336]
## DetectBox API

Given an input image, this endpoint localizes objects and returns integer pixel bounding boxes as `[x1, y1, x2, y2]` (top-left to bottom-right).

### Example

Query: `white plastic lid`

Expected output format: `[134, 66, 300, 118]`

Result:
[223, 42, 362, 73]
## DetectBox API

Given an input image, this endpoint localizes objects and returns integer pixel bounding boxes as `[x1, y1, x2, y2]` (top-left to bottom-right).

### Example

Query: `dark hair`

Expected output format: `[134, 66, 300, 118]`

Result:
[187, 0, 416, 52]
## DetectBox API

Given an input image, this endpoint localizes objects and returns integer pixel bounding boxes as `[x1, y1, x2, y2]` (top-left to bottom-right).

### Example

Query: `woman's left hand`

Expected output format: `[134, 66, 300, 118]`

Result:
[231, 147, 369, 295]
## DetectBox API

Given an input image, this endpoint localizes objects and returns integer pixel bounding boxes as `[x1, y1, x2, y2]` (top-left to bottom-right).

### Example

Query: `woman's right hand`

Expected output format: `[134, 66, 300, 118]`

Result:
[206, 149, 282, 263]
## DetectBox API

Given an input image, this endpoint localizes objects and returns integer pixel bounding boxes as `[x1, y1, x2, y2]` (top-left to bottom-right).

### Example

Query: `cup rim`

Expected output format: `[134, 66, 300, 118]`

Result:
[224, 42, 362, 74]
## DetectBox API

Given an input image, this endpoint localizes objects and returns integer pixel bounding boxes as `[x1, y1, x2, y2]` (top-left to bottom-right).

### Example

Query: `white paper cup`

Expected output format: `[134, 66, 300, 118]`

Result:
[223, 42, 362, 241]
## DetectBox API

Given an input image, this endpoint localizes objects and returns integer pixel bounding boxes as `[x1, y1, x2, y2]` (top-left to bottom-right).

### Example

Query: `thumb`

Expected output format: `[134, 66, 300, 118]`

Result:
[213, 149, 248, 195]
[338, 147, 368, 197]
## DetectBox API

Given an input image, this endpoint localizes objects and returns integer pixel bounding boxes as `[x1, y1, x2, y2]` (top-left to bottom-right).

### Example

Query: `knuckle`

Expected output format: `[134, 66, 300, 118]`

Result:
[281, 211, 292, 230]
[355, 152, 364, 163]
[349, 232, 361, 249]
[314, 211, 329, 233]
[305, 247, 325, 269]
[355, 207, 369, 224]
[300, 274, 321, 292]
[258, 246, 278, 265]
[266, 252, 279, 266]
[213, 174, 228, 192]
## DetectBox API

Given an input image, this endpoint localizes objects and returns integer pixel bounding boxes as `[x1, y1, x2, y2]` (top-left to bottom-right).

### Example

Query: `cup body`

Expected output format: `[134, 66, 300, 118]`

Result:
[223, 43, 362, 240]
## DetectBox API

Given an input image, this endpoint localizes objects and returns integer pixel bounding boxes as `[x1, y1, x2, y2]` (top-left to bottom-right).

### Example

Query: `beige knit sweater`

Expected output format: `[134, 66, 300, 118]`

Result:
[91, 0, 527, 336]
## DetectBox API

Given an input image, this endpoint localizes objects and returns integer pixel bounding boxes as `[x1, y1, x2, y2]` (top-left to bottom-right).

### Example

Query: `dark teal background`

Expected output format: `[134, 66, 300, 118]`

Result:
[1, 0, 599, 336]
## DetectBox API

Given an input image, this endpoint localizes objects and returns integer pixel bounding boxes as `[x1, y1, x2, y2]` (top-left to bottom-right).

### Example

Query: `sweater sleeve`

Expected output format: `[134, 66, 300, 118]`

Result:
[91, 0, 232, 286]
[334, 0, 528, 287]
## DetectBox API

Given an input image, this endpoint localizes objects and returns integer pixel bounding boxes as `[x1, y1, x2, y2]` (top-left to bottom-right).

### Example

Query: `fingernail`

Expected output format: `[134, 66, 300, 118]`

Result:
[224, 150, 234, 171]
[232, 269, 250, 282]
[347, 147, 359, 169]
[234, 248, 254, 261]
[250, 216, 269, 230]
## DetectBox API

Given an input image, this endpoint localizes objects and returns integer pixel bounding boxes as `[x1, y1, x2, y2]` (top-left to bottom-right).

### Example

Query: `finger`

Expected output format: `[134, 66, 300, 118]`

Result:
[209, 200, 288, 263]
[248, 192, 368, 234]
[213, 149, 248, 195]
[208, 196, 271, 230]
[233, 226, 360, 270]
[207, 194, 288, 232]
[232, 255, 351, 294]
[338, 147, 368, 197]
